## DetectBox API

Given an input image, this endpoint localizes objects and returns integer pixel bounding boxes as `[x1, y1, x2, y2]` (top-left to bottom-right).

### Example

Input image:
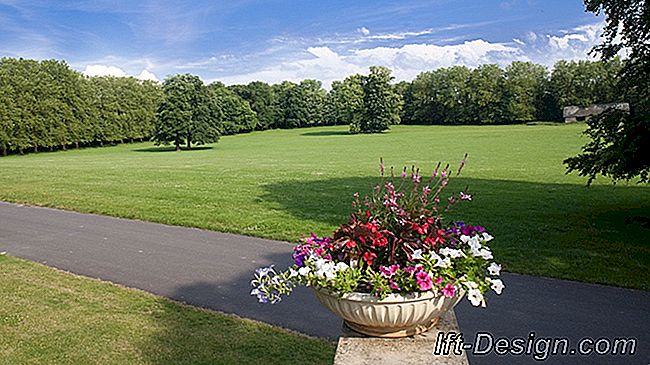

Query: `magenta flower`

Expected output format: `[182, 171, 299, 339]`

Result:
[435, 277, 443, 286]
[442, 283, 456, 298]
[416, 271, 433, 291]
[380, 264, 400, 278]
[389, 279, 400, 290]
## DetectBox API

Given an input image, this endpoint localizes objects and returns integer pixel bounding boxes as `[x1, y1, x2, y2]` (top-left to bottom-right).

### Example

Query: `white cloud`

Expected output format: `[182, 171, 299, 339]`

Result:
[357, 27, 370, 36]
[136, 69, 159, 82]
[82, 64, 159, 82]
[83, 64, 127, 77]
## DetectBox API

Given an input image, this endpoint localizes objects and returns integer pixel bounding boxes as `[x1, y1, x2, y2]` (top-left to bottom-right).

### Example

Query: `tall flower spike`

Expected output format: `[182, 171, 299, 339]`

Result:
[457, 153, 468, 176]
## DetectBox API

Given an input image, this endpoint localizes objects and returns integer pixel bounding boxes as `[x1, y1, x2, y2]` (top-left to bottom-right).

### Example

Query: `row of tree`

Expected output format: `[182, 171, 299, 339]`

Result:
[0, 56, 625, 154]
[0, 58, 161, 155]
[399, 58, 623, 125]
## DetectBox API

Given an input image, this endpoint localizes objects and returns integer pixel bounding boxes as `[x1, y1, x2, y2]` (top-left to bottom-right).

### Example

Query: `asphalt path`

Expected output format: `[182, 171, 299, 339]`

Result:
[1, 201, 648, 364]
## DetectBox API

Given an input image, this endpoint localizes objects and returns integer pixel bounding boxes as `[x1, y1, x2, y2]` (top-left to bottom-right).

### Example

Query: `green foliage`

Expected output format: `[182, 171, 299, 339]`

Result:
[229, 81, 280, 130]
[325, 74, 364, 126]
[564, 0, 649, 184]
[356, 66, 402, 133]
[469, 64, 508, 123]
[154, 74, 221, 150]
[504, 61, 548, 121]
[0, 57, 162, 154]
[211, 82, 258, 135]
[276, 80, 326, 128]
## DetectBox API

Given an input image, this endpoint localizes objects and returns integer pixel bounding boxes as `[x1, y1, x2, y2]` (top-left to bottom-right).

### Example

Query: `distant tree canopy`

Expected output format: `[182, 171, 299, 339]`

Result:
[0, 56, 630, 155]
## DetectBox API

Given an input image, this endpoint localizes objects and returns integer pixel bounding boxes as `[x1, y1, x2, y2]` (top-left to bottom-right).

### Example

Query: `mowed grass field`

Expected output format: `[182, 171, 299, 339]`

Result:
[0, 254, 335, 365]
[0, 124, 648, 289]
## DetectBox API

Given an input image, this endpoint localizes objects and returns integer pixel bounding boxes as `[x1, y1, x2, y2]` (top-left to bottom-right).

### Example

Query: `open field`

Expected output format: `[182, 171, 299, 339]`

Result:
[0, 124, 648, 289]
[0, 253, 335, 365]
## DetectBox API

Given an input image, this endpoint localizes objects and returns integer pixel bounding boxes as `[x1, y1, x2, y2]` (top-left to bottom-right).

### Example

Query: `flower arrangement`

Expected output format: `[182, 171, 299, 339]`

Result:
[251, 156, 503, 308]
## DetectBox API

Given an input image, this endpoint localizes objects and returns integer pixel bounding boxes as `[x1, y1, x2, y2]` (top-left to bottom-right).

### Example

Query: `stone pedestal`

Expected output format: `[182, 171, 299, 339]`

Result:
[333, 310, 468, 365]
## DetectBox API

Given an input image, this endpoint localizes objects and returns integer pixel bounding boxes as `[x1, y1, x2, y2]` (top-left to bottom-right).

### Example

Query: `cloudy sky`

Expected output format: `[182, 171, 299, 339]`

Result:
[0, 0, 604, 88]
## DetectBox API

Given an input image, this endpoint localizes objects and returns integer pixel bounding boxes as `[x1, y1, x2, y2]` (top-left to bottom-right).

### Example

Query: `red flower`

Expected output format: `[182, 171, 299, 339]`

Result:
[410, 222, 428, 235]
[345, 240, 357, 249]
[372, 233, 388, 248]
[365, 222, 380, 233]
[362, 252, 377, 266]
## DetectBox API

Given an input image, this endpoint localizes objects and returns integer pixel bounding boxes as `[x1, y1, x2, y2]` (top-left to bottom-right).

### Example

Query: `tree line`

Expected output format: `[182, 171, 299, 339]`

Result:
[0, 56, 625, 155]
[0, 58, 162, 155]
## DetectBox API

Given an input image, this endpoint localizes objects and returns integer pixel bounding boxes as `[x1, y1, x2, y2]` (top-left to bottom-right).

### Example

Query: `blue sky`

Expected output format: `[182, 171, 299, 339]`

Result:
[0, 0, 604, 87]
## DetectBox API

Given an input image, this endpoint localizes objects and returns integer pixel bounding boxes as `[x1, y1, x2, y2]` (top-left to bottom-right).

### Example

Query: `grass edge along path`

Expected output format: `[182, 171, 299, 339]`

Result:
[0, 253, 335, 365]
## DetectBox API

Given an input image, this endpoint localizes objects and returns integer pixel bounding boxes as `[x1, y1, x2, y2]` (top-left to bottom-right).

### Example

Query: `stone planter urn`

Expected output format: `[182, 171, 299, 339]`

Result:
[313, 288, 464, 338]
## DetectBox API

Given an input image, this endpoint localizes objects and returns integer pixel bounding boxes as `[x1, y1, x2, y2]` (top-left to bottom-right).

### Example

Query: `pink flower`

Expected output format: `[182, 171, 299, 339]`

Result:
[416, 271, 433, 291]
[389, 280, 400, 290]
[435, 277, 443, 286]
[380, 264, 400, 278]
[442, 283, 456, 298]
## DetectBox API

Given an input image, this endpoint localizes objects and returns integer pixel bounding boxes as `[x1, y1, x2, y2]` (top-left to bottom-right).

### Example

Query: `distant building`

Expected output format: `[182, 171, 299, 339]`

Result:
[563, 103, 630, 123]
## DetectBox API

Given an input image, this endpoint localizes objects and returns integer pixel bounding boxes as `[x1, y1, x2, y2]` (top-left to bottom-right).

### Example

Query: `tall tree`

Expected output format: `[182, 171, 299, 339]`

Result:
[504, 62, 548, 121]
[564, 0, 649, 183]
[356, 66, 402, 133]
[154, 74, 221, 150]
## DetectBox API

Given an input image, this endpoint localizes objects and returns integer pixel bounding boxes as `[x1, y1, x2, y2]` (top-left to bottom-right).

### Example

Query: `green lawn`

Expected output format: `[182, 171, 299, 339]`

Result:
[0, 124, 648, 290]
[0, 253, 335, 365]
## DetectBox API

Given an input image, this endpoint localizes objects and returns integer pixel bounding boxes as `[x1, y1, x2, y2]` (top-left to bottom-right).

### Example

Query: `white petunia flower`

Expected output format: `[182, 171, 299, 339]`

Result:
[434, 256, 451, 268]
[478, 248, 493, 260]
[412, 249, 423, 260]
[336, 262, 349, 271]
[464, 280, 478, 289]
[460, 235, 471, 243]
[467, 288, 485, 307]
[489, 278, 504, 295]
[289, 268, 299, 278]
[482, 232, 494, 242]
[440, 247, 465, 258]
[298, 266, 311, 276]
[488, 263, 501, 276]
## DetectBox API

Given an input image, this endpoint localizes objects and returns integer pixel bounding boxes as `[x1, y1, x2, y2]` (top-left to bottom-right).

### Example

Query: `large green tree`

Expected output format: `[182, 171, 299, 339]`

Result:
[564, 0, 649, 183]
[154, 74, 221, 150]
[356, 66, 402, 133]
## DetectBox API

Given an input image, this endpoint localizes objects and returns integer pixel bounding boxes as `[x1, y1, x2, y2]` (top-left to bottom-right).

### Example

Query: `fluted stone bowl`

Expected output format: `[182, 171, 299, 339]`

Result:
[313, 288, 464, 338]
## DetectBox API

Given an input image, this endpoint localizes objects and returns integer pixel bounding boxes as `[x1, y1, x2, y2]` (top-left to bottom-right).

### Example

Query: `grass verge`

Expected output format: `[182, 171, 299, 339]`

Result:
[0, 254, 335, 365]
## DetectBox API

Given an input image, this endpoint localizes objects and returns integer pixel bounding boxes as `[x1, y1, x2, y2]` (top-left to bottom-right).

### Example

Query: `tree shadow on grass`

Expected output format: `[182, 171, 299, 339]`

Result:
[138, 250, 338, 365]
[300, 130, 352, 137]
[133, 146, 214, 152]
[260, 176, 650, 289]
